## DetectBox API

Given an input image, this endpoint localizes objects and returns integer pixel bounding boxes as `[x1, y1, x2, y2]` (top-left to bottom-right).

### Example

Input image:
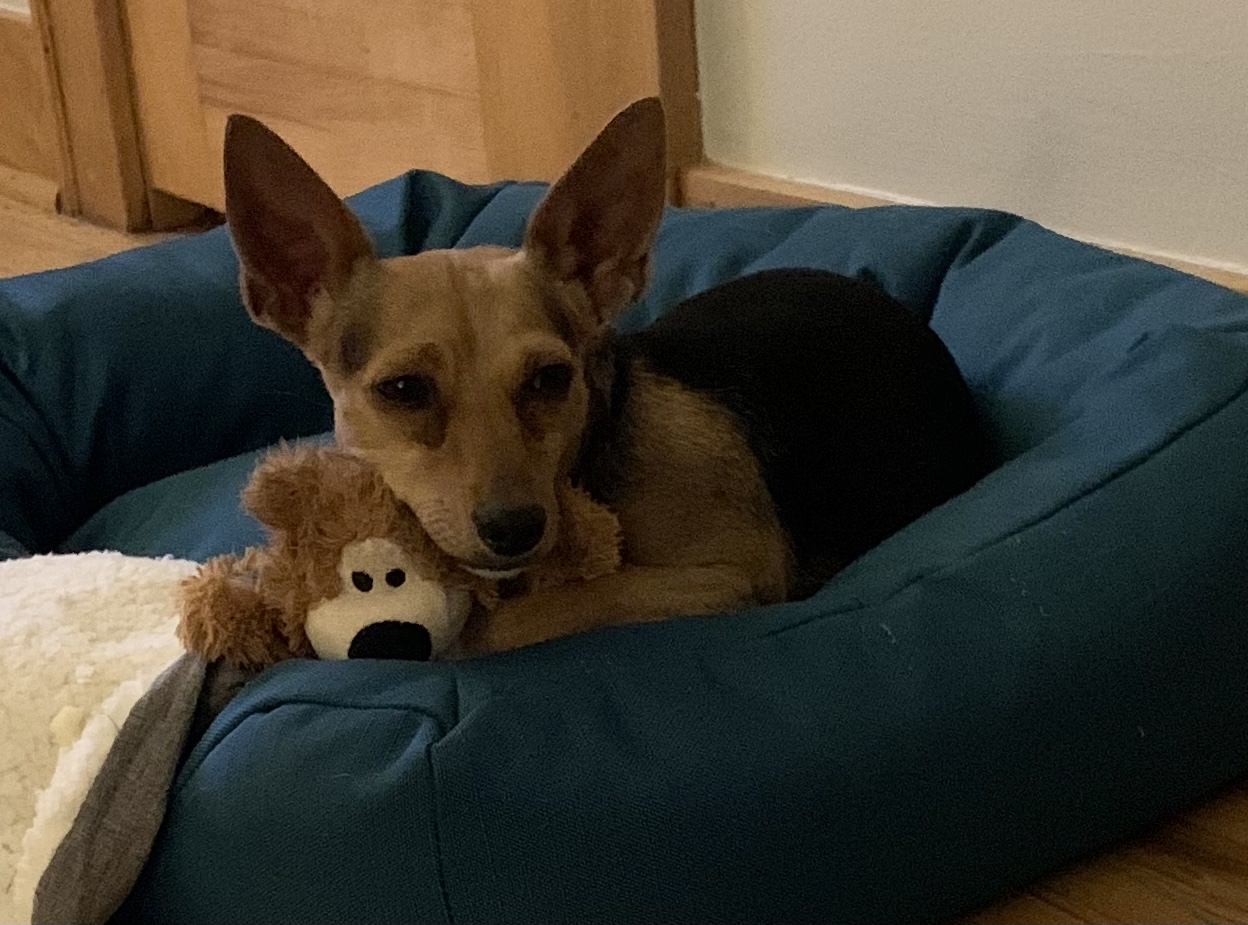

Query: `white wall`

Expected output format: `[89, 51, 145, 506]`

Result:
[695, 0, 1248, 271]
[0, 0, 30, 15]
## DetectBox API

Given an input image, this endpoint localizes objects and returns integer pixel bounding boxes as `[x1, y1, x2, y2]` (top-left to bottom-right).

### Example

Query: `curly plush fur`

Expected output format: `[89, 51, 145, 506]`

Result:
[178, 444, 621, 668]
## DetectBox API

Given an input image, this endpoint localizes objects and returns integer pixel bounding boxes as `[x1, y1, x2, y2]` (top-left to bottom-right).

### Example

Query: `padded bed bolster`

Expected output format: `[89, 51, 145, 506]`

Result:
[122, 365, 1248, 923]
[122, 328, 1248, 925]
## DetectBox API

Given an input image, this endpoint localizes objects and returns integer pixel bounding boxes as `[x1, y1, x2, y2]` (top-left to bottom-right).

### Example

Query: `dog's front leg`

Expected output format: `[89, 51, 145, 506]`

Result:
[456, 564, 773, 656]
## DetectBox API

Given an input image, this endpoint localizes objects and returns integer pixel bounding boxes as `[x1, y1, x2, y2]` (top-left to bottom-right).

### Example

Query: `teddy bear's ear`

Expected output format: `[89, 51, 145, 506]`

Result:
[241, 443, 331, 533]
[242, 443, 383, 533]
[177, 553, 298, 670]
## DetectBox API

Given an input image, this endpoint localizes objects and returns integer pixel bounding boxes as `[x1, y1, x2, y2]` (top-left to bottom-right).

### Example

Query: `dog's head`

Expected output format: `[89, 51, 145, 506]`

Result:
[223, 99, 666, 574]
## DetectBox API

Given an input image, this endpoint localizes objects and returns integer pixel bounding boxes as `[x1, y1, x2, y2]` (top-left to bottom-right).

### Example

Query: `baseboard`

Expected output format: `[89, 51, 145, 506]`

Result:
[681, 163, 894, 210]
[0, 164, 58, 211]
[679, 163, 1248, 296]
[1107, 246, 1248, 297]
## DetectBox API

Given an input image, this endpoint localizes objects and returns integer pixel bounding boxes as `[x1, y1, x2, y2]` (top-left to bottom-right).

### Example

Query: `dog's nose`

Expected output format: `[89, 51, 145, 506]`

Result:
[472, 503, 547, 558]
[348, 621, 433, 661]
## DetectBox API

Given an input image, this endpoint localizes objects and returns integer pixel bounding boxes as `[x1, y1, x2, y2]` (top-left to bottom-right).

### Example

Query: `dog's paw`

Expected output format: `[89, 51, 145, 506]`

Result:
[452, 596, 558, 657]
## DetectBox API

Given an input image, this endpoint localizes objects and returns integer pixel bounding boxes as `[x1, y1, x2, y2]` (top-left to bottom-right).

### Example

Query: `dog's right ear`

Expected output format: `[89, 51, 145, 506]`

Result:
[223, 115, 375, 347]
[524, 98, 667, 331]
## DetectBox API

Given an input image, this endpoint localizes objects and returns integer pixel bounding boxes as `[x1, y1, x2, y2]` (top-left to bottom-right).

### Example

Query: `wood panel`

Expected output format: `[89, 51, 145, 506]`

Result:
[194, 44, 488, 196]
[470, 0, 695, 184]
[30, 0, 149, 228]
[0, 10, 58, 183]
[682, 163, 1248, 296]
[652, 0, 703, 195]
[189, 0, 479, 95]
[128, 0, 490, 211]
[123, 0, 217, 208]
[191, 0, 488, 200]
[125, 0, 701, 212]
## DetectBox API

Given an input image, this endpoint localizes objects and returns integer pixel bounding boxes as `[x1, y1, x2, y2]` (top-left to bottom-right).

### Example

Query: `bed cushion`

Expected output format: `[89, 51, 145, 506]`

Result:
[2, 173, 1247, 923]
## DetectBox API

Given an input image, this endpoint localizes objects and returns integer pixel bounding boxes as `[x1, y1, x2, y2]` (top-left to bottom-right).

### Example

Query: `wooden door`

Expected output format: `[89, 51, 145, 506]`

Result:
[0, 8, 60, 211]
[123, 0, 701, 212]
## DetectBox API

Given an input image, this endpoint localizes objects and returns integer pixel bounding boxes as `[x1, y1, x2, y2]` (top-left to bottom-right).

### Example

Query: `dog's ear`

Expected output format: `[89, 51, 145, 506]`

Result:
[224, 115, 375, 347]
[523, 97, 667, 329]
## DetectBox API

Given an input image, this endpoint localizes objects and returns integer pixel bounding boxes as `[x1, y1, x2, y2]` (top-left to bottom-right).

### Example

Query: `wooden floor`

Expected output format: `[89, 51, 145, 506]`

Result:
[0, 195, 173, 277]
[4, 197, 1248, 923]
[959, 779, 1248, 924]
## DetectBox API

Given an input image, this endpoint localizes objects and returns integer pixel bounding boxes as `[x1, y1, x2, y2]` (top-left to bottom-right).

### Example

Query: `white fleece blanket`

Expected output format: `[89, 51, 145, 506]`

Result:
[0, 551, 194, 925]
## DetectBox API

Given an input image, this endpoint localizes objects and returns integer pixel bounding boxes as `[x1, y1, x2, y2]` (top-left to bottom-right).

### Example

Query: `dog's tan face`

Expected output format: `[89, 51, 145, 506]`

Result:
[316, 248, 589, 570]
[223, 100, 666, 573]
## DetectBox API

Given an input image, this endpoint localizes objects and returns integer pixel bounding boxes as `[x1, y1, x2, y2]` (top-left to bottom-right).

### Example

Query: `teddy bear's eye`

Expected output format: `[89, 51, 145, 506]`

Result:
[386, 568, 406, 588]
[352, 571, 374, 592]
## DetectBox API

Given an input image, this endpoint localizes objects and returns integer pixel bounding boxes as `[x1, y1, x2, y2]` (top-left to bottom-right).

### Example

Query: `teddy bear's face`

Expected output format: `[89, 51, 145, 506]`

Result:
[305, 538, 471, 661]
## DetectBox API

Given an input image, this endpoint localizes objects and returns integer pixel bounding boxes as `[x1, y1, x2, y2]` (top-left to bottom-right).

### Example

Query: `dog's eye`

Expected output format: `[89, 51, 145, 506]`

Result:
[527, 363, 574, 399]
[376, 374, 435, 409]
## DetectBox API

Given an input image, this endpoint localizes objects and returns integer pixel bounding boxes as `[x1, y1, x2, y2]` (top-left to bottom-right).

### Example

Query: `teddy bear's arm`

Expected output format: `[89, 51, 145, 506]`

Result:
[177, 554, 298, 670]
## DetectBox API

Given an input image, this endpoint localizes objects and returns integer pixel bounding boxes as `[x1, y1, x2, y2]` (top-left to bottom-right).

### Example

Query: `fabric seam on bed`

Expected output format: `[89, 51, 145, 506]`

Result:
[442, 181, 517, 253]
[426, 739, 456, 925]
[173, 699, 450, 791]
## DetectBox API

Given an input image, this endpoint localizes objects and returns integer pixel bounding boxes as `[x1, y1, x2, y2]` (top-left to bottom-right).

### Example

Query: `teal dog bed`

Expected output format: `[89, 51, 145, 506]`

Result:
[3, 172, 1248, 924]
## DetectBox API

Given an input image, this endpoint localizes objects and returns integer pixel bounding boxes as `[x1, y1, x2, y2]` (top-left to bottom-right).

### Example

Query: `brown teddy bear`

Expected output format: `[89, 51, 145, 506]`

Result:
[177, 443, 621, 669]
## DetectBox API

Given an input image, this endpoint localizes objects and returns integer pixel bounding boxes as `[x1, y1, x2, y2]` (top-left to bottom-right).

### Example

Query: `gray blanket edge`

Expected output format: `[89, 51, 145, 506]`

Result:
[32, 654, 257, 925]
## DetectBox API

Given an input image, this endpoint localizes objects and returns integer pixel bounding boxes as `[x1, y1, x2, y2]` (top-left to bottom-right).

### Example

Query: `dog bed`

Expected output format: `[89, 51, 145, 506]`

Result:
[3, 171, 1248, 924]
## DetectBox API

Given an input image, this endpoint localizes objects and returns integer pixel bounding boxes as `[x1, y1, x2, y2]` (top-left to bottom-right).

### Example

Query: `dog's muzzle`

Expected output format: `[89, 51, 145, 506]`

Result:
[472, 503, 547, 558]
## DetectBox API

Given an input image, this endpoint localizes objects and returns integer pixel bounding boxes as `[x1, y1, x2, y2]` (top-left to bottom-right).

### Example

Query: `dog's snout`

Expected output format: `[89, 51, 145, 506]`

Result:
[473, 503, 547, 558]
[348, 621, 433, 661]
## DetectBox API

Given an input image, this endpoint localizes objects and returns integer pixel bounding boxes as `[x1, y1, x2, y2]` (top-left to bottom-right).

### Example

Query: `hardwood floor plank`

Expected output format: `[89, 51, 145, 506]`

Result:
[960, 891, 1091, 924]
[0, 196, 171, 277]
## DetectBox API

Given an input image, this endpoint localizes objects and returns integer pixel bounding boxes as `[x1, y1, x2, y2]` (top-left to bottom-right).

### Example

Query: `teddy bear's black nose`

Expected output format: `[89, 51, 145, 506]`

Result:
[348, 621, 432, 661]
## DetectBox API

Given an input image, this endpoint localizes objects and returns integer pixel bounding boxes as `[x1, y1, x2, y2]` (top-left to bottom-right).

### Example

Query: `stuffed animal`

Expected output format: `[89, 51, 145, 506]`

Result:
[177, 443, 621, 668]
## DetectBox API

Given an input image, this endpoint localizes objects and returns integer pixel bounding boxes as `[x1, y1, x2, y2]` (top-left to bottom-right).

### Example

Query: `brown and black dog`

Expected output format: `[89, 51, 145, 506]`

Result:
[222, 97, 985, 655]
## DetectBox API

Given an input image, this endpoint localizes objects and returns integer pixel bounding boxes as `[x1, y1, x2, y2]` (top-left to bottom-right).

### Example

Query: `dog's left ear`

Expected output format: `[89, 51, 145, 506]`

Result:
[523, 97, 667, 329]
[223, 114, 375, 348]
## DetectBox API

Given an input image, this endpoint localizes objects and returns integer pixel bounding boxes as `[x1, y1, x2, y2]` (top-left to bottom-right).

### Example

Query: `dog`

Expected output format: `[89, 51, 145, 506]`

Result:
[222, 97, 986, 655]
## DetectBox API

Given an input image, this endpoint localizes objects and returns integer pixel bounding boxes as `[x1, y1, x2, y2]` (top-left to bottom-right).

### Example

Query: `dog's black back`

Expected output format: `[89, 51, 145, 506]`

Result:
[622, 268, 986, 589]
